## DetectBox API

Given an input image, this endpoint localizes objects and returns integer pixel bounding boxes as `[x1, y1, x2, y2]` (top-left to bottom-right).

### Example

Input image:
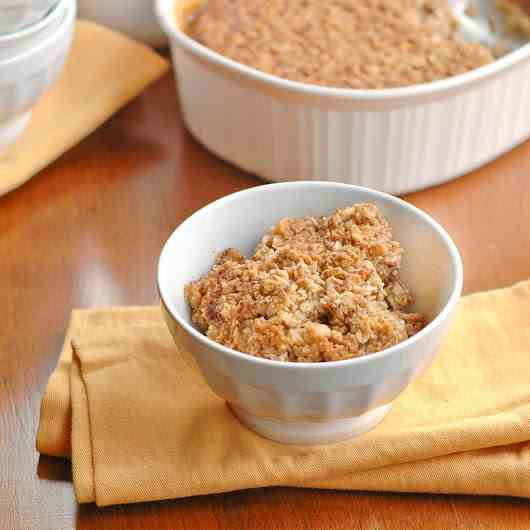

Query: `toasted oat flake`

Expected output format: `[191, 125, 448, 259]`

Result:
[489, 13, 498, 33]
[465, 0, 479, 17]
[185, 204, 426, 362]
[496, 0, 530, 37]
[185, 0, 495, 89]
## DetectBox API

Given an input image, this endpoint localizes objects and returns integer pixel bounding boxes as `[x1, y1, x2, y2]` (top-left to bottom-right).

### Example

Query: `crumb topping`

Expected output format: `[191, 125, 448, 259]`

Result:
[185, 0, 495, 89]
[496, 0, 530, 38]
[185, 203, 426, 362]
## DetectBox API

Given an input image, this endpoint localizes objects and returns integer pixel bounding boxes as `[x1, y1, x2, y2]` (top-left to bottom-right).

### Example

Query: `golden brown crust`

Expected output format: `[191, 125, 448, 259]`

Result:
[185, 0, 494, 89]
[185, 203, 426, 362]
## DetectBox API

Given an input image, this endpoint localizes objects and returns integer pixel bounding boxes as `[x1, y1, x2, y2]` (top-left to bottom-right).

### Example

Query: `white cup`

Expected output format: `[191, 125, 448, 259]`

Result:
[0, 0, 60, 34]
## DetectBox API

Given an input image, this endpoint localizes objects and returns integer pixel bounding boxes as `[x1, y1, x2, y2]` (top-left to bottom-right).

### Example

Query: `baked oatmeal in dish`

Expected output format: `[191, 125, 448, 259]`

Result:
[185, 204, 426, 362]
[184, 0, 495, 89]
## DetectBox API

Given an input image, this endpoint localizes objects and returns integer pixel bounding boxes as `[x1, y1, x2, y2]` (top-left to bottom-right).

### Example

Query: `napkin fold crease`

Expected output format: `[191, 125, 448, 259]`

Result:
[37, 282, 530, 506]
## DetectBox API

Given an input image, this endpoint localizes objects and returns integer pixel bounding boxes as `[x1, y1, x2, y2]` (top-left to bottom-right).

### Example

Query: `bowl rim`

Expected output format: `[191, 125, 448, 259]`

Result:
[156, 0, 530, 102]
[0, 0, 74, 72]
[0, 0, 65, 43]
[158, 182, 464, 371]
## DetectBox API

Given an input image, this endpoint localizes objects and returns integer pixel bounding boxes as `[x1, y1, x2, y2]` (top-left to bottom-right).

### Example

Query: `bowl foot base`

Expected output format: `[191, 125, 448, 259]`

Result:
[0, 112, 31, 150]
[230, 403, 392, 445]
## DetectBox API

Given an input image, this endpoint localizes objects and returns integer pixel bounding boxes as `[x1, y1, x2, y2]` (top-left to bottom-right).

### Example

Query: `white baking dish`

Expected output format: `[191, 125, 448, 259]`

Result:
[157, 0, 530, 195]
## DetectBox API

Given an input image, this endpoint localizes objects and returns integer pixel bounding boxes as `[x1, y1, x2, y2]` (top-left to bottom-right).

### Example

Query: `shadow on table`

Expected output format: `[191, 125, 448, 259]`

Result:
[36, 454, 72, 483]
[73, 487, 530, 530]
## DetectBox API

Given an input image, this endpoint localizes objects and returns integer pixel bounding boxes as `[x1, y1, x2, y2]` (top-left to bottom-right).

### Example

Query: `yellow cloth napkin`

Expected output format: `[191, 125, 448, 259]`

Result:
[0, 21, 169, 196]
[37, 282, 530, 507]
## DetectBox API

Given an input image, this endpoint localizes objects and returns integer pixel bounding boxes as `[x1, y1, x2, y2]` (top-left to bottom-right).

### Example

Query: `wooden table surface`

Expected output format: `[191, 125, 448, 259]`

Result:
[1, 72, 530, 530]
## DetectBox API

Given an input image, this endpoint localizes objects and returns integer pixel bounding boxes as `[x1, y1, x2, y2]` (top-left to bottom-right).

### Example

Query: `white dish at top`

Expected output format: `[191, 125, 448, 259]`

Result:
[0, 0, 59, 34]
[158, 182, 463, 444]
[157, 0, 530, 195]
[78, 0, 167, 47]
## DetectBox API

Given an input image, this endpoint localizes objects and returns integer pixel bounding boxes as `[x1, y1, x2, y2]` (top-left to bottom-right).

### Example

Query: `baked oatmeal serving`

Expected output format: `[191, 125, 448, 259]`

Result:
[185, 204, 426, 362]
[184, 0, 495, 89]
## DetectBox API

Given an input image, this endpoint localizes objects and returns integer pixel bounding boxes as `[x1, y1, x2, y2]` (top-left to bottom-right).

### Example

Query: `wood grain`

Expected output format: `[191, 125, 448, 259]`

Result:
[1, 72, 529, 530]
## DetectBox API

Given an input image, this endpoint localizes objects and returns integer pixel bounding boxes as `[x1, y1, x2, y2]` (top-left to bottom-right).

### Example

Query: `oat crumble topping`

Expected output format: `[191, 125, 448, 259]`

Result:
[496, 0, 530, 38]
[185, 204, 426, 362]
[184, 0, 495, 89]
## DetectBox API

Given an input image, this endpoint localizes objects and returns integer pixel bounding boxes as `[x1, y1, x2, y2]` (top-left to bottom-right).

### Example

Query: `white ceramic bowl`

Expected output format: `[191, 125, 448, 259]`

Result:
[78, 0, 167, 47]
[0, 0, 75, 150]
[0, 0, 68, 60]
[157, 0, 530, 195]
[158, 182, 463, 445]
[0, 0, 59, 34]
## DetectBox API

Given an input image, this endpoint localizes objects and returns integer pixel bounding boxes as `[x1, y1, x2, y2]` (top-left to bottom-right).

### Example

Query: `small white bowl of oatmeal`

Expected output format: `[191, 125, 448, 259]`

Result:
[158, 182, 463, 444]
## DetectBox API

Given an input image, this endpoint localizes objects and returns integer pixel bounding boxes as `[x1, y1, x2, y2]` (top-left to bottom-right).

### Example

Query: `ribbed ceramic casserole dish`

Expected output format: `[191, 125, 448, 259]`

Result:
[156, 0, 530, 195]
